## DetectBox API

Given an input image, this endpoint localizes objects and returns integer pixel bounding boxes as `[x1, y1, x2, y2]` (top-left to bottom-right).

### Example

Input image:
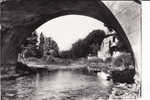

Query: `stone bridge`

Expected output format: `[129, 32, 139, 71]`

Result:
[0, 0, 141, 76]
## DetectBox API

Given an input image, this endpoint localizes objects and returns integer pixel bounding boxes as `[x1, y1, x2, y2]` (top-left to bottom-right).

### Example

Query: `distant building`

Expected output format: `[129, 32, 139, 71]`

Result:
[98, 30, 120, 61]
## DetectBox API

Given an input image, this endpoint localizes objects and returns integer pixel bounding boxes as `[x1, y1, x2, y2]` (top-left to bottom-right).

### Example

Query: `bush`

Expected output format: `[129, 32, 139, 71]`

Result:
[113, 53, 133, 68]
[111, 69, 135, 83]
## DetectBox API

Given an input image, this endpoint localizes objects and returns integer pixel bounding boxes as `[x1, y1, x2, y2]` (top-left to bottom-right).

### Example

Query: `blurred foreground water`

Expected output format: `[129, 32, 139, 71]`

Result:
[1, 69, 113, 100]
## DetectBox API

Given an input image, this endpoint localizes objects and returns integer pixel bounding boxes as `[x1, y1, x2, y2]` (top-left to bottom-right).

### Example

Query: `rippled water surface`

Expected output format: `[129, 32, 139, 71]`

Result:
[2, 69, 113, 100]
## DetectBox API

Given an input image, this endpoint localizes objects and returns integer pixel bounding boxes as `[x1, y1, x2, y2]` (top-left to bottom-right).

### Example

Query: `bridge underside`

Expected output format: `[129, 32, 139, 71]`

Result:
[0, 0, 140, 76]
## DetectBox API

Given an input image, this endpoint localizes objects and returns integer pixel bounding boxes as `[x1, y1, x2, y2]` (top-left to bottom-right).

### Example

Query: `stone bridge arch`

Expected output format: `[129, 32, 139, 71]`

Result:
[0, 0, 140, 75]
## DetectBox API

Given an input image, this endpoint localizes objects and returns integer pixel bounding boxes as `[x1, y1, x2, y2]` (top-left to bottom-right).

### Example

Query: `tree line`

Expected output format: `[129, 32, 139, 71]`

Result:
[58, 30, 107, 58]
[18, 29, 130, 59]
[18, 31, 59, 59]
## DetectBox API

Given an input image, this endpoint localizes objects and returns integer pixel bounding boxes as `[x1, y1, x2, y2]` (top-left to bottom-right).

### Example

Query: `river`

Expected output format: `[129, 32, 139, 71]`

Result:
[1, 69, 113, 100]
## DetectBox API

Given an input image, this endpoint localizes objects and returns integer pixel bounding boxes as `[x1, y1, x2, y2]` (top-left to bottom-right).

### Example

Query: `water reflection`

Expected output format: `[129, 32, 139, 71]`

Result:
[2, 69, 113, 100]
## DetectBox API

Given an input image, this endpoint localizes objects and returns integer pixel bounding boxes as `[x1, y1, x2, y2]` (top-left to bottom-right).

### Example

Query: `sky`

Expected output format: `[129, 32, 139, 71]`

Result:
[36, 15, 108, 51]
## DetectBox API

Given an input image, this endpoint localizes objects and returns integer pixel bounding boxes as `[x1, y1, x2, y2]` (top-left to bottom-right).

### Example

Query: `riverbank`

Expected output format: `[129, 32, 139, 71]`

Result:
[19, 57, 87, 71]
[1, 57, 88, 79]
[108, 82, 140, 100]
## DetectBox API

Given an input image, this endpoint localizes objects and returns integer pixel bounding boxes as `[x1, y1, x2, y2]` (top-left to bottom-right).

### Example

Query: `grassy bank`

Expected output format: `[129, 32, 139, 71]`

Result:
[19, 57, 88, 71]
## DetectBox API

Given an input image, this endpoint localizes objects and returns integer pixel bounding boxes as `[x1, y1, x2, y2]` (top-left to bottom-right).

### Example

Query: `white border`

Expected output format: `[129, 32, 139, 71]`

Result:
[142, 1, 150, 100]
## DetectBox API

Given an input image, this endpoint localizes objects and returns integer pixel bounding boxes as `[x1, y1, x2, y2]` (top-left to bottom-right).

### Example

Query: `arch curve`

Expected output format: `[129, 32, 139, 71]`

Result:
[1, 0, 135, 69]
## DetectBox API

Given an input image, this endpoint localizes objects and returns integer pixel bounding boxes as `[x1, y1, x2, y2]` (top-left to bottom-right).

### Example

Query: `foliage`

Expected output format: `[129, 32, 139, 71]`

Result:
[113, 53, 133, 68]
[20, 31, 41, 58]
[59, 29, 106, 58]
[44, 37, 59, 57]
[39, 32, 45, 57]
[84, 30, 106, 45]
[112, 35, 131, 52]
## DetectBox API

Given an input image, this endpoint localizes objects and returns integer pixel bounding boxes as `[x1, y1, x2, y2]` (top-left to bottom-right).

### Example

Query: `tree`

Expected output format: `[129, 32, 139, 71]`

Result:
[51, 40, 59, 56]
[84, 30, 106, 46]
[71, 39, 89, 58]
[70, 30, 107, 58]
[39, 32, 45, 57]
[59, 29, 108, 58]
[89, 43, 100, 56]
[44, 37, 59, 57]
[20, 31, 40, 58]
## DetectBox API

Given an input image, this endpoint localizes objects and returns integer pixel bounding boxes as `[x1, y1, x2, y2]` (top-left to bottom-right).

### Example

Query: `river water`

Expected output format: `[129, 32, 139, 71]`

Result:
[2, 69, 113, 100]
